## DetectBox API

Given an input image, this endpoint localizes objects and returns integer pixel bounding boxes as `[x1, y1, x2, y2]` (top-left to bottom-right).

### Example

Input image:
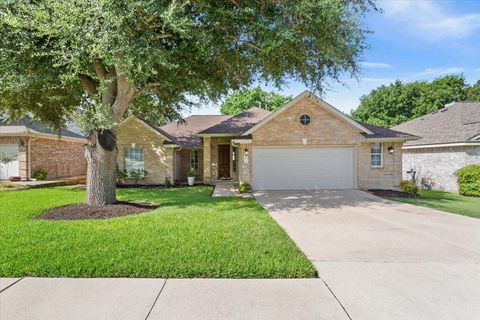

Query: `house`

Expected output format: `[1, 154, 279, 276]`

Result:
[116, 91, 416, 190]
[392, 102, 480, 192]
[0, 116, 87, 180]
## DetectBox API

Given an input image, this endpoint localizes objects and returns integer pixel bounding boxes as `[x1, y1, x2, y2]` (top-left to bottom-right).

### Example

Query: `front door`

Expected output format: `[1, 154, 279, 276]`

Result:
[218, 145, 230, 179]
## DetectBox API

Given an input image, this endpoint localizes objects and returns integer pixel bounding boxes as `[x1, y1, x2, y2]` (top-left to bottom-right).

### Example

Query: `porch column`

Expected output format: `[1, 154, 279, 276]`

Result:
[203, 136, 211, 184]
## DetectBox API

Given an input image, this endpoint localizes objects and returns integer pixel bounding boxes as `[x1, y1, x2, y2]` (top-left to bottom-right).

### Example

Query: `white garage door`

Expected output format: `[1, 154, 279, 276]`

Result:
[0, 144, 20, 180]
[252, 146, 355, 190]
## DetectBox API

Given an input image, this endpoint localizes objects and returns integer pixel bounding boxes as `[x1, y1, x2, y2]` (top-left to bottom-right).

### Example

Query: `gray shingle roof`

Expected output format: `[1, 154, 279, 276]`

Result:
[359, 122, 418, 140]
[392, 102, 480, 146]
[198, 107, 271, 135]
[161, 115, 231, 148]
[0, 116, 86, 139]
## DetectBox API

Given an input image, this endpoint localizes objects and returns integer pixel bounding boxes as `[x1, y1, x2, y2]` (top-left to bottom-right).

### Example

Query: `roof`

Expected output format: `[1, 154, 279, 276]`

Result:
[392, 102, 480, 146]
[161, 115, 231, 148]
[198, 107, 271, 135]
[0, 116, 86, 140]
[360, 122, 418, 140]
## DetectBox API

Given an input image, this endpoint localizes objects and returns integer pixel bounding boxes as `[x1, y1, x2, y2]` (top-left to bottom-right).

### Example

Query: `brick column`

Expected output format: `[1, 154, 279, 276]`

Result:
[203, 137, 211, 184]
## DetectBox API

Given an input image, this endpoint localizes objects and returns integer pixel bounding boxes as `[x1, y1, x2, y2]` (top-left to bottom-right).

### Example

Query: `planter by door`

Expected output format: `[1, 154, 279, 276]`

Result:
[188, 176, 195, 186]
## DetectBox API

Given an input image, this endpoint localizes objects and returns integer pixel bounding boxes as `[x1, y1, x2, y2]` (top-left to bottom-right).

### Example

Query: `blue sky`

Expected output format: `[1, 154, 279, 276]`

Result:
[184, 0, 480, 116]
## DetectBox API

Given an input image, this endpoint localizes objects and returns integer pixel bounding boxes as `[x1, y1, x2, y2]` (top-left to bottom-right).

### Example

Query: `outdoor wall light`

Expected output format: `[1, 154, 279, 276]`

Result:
[388, 146, 395, 154]
[244, 148, 249, 157]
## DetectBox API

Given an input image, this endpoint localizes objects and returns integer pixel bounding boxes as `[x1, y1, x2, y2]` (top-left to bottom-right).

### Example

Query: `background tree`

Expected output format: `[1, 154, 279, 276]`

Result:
[1, 0, 375, 205]
[351, 74, 474, 127]
[220, 87, 291, 115]
[466, 80, 480, 101]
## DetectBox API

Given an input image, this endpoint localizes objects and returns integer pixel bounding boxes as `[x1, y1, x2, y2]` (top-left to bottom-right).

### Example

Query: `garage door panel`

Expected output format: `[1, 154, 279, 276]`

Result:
[252, 146, 355, 190]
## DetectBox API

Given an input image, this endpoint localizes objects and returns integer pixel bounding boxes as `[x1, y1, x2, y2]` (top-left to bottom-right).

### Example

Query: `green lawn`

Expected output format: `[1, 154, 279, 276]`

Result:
[389, 190, 480, 219]
[0, 186, 315, 278]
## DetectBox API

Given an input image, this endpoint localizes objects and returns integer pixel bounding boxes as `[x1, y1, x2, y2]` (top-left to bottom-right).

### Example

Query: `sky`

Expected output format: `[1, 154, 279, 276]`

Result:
[183, 0, 480, 116]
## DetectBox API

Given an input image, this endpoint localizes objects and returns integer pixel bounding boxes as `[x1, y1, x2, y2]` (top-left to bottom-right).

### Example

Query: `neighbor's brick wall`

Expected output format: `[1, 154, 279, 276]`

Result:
[243, 95, 404, 190]
[175, 148, 204, 183]
[402, 146, 480, 192]
[0, 136, 28, 179]
[30, 138, 86, 179]
[116, 119, 173, 185]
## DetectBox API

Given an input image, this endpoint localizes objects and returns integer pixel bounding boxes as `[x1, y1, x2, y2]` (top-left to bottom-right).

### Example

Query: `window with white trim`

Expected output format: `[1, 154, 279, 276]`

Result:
[125, 148, 144, 171]
[371, 142, 383, 167]
[190, 150, 199, 172]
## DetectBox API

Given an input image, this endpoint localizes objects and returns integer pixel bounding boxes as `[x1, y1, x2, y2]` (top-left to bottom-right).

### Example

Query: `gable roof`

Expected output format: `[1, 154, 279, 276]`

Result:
[392, 102, 480, 146]
[161, 115, 231, 148]
[243, 90, 375, 136]
[0, 116, 86, 141]
[198, 107, 271, 136]
[119, 116, 177, 143]
[359, 122, 418, 141]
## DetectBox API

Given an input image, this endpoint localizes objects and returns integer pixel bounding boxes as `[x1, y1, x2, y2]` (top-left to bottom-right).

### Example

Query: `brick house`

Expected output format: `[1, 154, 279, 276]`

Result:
[392, 102, 480, 192]
[0, 116, 87, 180]
[116, 91, 416, 190]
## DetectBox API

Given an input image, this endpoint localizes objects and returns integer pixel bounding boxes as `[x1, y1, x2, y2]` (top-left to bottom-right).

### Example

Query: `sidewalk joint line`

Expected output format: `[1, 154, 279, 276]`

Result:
[145, 279, 167, 320]
[319, 275, 353, 320]
[0, 277, 25, 294]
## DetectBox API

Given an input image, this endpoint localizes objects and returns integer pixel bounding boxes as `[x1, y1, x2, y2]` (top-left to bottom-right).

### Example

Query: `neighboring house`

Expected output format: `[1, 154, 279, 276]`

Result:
[0, 116, 87, 180]
[117, 91, 416, 190]
[392, 102, 480, 192]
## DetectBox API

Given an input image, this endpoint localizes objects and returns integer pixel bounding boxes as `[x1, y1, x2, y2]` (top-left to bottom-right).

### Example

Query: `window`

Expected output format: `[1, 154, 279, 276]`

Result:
[232, 148, 237, 173]
[371, 142, 383, 167]
[125, 148, 144, 171]
[299, 114, 311, 126]
[190, 150, 199, 171]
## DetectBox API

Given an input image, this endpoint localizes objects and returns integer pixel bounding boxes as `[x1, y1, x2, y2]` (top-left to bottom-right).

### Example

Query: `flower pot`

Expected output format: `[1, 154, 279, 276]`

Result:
[188, 176, 195, 186]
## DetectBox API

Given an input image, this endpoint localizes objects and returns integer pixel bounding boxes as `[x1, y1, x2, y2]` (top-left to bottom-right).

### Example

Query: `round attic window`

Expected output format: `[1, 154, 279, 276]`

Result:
[299, 114, 311, 126]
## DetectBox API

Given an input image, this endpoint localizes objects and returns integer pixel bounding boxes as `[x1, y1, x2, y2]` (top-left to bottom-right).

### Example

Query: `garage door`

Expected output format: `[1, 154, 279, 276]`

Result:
[0, 144, 20, 180]
[252, 146, 355, 190]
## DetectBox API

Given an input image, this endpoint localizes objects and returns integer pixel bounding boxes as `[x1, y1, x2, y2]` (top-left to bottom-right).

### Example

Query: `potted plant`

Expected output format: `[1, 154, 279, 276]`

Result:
[187, 168, 196, 186]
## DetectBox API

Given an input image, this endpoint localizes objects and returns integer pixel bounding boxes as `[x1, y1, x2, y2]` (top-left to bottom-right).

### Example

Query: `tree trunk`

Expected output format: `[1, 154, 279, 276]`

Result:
[85, 131, 117, 205]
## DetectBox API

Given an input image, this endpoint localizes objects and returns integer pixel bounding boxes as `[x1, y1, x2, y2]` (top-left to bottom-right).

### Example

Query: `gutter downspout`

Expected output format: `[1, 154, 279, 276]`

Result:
[27, 135, 40, 180]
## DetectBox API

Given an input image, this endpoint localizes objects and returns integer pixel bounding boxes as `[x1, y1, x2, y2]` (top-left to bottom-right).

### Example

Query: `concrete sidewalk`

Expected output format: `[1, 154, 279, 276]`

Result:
[0, 277, 348, 320]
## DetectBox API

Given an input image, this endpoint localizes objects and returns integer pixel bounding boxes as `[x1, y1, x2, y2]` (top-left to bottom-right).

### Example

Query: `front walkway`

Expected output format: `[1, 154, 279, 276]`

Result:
[212, 181, 253, 198]
[255, 190, 480, 320]
[0, 277, 348, 320]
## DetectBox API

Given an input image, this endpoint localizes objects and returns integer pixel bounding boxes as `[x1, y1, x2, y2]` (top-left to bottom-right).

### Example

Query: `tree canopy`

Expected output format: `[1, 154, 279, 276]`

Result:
[0, 0, 375, 205]
[220, 87, 291, 115]
[351, 75, 480, 128]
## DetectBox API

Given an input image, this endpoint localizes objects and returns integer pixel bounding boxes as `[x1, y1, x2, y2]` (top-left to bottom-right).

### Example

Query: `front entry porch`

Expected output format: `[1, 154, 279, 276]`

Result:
[202, 136, 240, 184]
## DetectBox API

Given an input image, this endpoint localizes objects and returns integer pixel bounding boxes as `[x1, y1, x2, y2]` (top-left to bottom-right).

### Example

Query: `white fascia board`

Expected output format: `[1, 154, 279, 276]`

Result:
[243, 90, 373, 135]
[196, 133, 238, 137]
[364, 137, 417, 142]
[402, 142, 480, 149]
[232, 138, 252, 144]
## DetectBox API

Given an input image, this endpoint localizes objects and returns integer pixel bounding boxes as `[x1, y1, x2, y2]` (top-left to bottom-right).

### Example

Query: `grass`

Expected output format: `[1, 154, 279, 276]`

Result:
[0, 186, 315, 278]
[389, 190, 480, 219]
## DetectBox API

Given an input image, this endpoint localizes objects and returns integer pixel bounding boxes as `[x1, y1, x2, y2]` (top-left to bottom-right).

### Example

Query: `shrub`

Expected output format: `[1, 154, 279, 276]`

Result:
[115, 168, 147, 185]
[400, 180, 419, 194]
[239, 182, 251, 193]
[187, 168, 197, 177]
[164, 176, 171, 188]
[455, 164, 480, 197]
[33, 169, 48, 180]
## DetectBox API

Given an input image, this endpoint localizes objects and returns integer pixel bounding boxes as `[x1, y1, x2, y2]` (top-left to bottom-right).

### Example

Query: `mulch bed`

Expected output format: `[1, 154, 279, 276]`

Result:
[37, 201, 159, 220]
[368, 189, 419, 199]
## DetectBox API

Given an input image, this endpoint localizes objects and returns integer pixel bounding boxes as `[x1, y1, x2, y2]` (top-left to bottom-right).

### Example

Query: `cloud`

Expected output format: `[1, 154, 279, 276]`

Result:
[411, 67, 466, 78]
[361, 62, 392, 69]
[380, 0, 480, 41]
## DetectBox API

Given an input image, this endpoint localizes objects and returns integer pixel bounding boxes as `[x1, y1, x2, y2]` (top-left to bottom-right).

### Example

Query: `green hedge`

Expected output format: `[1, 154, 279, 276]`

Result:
[399, 180, 419, 194]
[455, 164, 480, 197]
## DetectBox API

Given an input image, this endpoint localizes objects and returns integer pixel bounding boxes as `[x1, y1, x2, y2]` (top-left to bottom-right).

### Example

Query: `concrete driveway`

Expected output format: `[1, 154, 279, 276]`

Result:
[255, 190, 480, 320]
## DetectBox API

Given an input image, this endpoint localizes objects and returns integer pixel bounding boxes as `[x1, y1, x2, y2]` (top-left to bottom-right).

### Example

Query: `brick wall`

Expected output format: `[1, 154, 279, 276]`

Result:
[30, 138, 86, 179]
[116, 118, 174, 185]
[403, 146, 480, 192]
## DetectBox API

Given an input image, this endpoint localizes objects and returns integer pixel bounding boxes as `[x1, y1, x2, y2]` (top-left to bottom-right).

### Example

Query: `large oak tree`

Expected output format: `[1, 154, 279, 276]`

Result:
[0, 0, 375, 205]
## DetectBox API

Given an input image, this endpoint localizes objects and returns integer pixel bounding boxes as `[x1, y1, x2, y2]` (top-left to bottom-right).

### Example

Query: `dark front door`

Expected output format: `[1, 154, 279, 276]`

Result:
[218, 145, 230, 179]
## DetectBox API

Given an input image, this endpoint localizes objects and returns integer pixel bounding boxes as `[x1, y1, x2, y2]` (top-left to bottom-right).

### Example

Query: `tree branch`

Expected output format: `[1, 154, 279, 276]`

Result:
[79, 75, 99, 96]
[112, 65, 138, 122]
[93, 58, 109, 80]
